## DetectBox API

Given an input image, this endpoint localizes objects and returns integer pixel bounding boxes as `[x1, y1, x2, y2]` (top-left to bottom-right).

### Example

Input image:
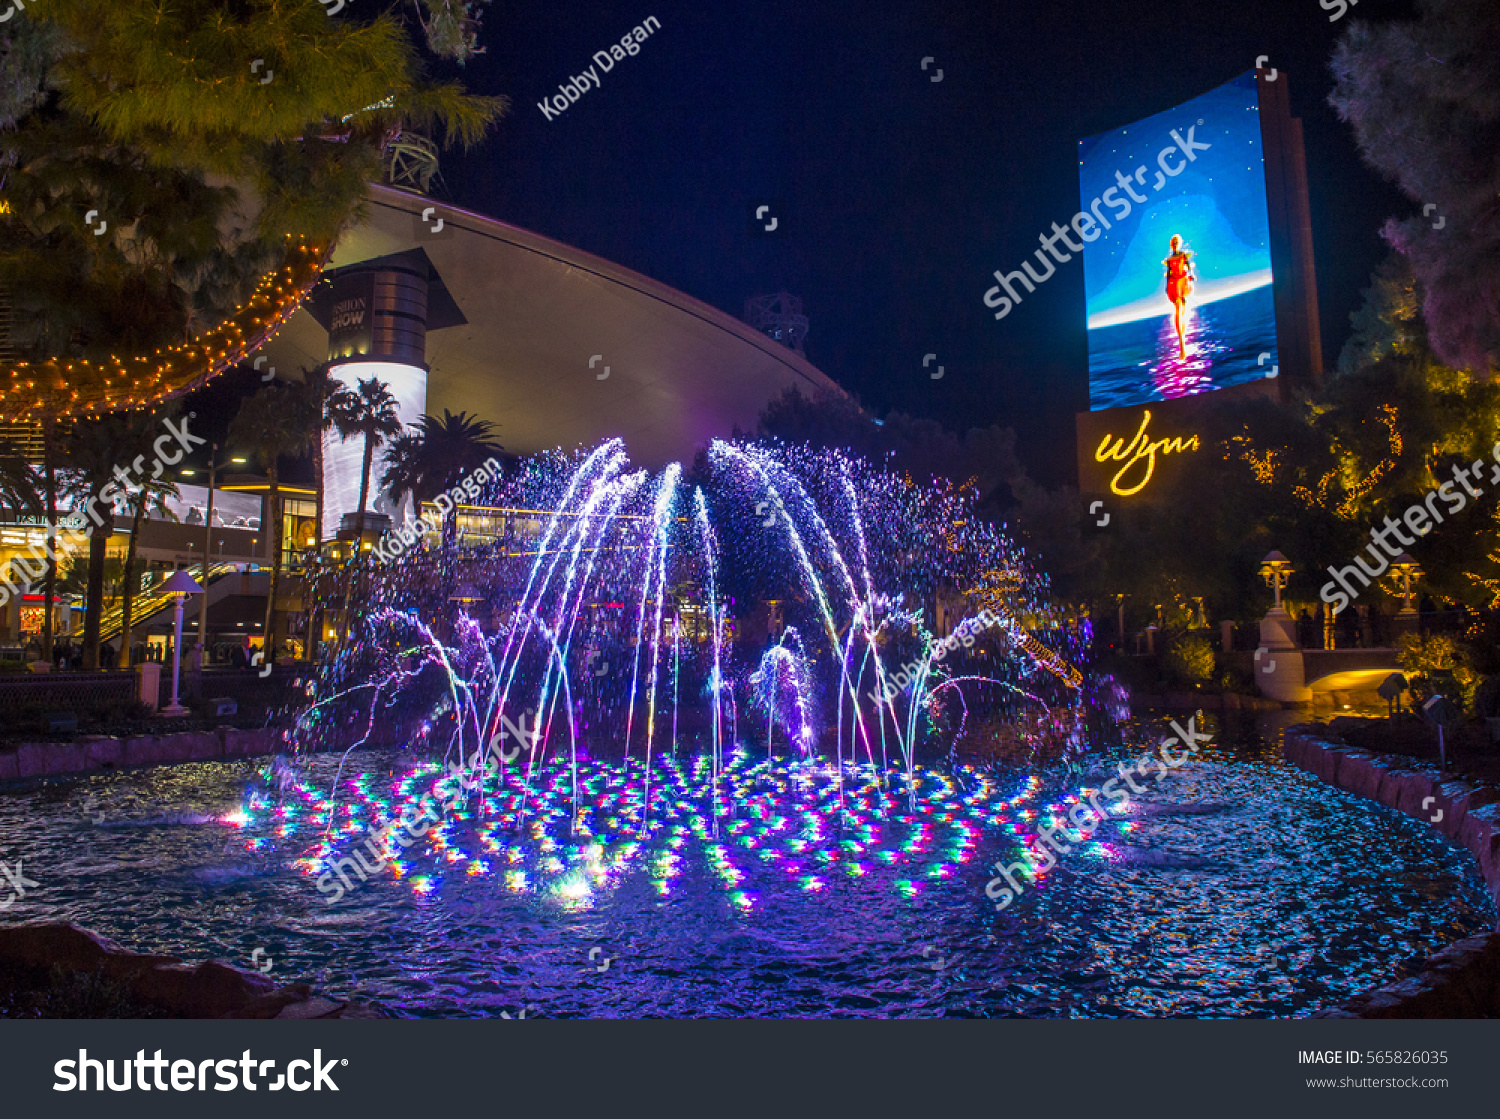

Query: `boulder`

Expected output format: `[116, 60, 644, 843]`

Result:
[1335, 934, 1500, 1017]
[274, 996, 345, 1019]
[0, 921, 122, 973]
[1341, 755, 1389, 802]
[0, 922, 308, 1019]
[232, 983, 315, 1019]
[1432, 780, 1480, 841]
[126, 960, 278, 1019]
[1376, 769, 1424, 812]
[224, 727, 280, 759]
[1394, 771, 1442, 821]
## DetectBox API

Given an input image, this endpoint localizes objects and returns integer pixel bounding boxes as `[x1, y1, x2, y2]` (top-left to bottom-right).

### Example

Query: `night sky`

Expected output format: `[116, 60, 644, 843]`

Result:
[430, 0, 1417, 484]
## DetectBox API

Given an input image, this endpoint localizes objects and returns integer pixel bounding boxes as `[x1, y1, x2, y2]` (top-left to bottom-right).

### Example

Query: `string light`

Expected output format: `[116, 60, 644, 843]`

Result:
[0, 235, 331, 420]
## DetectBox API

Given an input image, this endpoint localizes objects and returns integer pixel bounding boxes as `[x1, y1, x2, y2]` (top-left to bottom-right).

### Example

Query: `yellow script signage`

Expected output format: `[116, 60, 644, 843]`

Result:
[1095, 409, 1200, 496]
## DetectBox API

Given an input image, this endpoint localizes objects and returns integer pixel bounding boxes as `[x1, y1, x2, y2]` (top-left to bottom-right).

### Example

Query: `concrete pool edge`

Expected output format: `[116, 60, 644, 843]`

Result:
[0, 727, 285, 781]
[1285, 722, 1500, 1018]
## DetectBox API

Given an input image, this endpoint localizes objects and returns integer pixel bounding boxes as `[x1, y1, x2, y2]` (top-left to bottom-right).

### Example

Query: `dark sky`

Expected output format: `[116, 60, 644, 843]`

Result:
[432, 0, 1416, 484]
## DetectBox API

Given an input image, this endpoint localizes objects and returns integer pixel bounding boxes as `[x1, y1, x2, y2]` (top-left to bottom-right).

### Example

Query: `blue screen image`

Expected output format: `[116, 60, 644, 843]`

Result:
[1080, 72, 1279, 411]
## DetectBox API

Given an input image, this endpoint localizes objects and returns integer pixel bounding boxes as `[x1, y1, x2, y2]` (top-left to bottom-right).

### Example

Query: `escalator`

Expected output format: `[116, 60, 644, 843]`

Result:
[95, 563, 242, 642]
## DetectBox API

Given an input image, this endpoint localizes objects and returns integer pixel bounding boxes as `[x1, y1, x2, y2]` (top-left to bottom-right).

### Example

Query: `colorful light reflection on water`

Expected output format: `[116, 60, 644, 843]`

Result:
[253, 751, 1045, 913]
[3, 718, 1493, 1018]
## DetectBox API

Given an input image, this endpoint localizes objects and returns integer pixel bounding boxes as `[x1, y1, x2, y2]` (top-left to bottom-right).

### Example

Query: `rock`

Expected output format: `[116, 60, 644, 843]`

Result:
[1334, 934, 1500, 1017]
[1432, 780, 1479, 841]
[158, 732, 202, 763]
[329, 1001, 383, 1019]
[0, 921, 123, 973]
[274, 996, 344, 1019]
[1283, 727, 1318, 770]
[0, 748, 18, 782]
[224, 727, 277, 759]
[1394, 771, 1441, 820]
[1375, 769, 1421, 811]
[1356, 757, 1396, 802]
[1460, 803, 1500, 865]
[192, 730, 225, 760]
[0, 922, 292, 1018]
[231, 983, 315, 1019]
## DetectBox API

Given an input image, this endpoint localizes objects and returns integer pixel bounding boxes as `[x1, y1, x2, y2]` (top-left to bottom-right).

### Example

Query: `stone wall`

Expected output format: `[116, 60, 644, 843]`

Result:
[0, 726, 283, 782]
[1284, 723, 1500, 1017]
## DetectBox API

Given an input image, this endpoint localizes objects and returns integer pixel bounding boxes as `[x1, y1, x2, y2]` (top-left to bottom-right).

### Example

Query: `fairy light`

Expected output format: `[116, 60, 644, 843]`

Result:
[0, 235, 331, 420]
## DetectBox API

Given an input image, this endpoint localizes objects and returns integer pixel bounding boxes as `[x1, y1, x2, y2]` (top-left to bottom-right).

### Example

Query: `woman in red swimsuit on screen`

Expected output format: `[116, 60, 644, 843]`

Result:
[1163, 235, 1195, 358]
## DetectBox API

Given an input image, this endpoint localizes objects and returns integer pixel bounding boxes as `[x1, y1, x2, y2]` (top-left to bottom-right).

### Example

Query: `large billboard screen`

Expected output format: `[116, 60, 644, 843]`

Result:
[1080, 71, 1278, 411]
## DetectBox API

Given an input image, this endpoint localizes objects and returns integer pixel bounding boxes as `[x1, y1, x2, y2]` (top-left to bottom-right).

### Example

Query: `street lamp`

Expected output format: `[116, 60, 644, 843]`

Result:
[1260, 551, 1292, 613]
[1391, 553, 1421, 614]
[183, 445, 247, 662]
[160, 568, 203, 717]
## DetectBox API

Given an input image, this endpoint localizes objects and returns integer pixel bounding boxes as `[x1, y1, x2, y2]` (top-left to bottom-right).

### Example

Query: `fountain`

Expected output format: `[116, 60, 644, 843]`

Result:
[9, 438, 1488, 1018]
[269, 438, 1099, 908]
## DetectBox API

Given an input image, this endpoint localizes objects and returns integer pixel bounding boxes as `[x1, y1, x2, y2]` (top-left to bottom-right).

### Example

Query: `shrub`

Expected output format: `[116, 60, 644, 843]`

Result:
[1474, 675, 1500, 720]
[1165, 634, 1216, 687]
[1396, 633, 1477, 709]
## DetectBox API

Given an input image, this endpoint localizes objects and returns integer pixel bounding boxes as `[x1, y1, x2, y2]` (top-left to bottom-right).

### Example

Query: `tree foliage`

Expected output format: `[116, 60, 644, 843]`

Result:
[1329, 0, 1500, 373]
[0, 1, 505, 370]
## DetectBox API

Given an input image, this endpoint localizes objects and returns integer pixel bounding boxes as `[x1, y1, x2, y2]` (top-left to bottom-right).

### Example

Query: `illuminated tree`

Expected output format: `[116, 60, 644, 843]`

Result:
[1330, 0, 1500, 374]
[0, 0, 506, 417]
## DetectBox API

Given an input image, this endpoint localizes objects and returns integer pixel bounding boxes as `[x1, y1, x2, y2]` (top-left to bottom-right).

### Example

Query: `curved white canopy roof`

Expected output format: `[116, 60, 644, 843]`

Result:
[256, 184, 844, 469]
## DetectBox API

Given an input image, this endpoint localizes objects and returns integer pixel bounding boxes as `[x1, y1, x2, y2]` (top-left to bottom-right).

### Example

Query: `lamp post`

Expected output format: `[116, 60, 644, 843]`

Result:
[182, 446, 247, 663]
[1391, 553, 1421, 614]
[1259, 550, 1292, 613]
[161, 568, 203, 717]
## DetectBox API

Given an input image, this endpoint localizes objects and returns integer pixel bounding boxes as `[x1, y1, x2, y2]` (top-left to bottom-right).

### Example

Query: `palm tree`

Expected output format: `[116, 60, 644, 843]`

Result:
[381, 410, 503, 634]
[381, 410, 505, 548]
[294, 366, 342, 546]
[40, 412, 59, 663]
[230, 383, 317, 652]
[0, 436, 43, 516]
[328, 377, 403, 533]
[0, 432, 44, 649]
[59, 414, 162, 670]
